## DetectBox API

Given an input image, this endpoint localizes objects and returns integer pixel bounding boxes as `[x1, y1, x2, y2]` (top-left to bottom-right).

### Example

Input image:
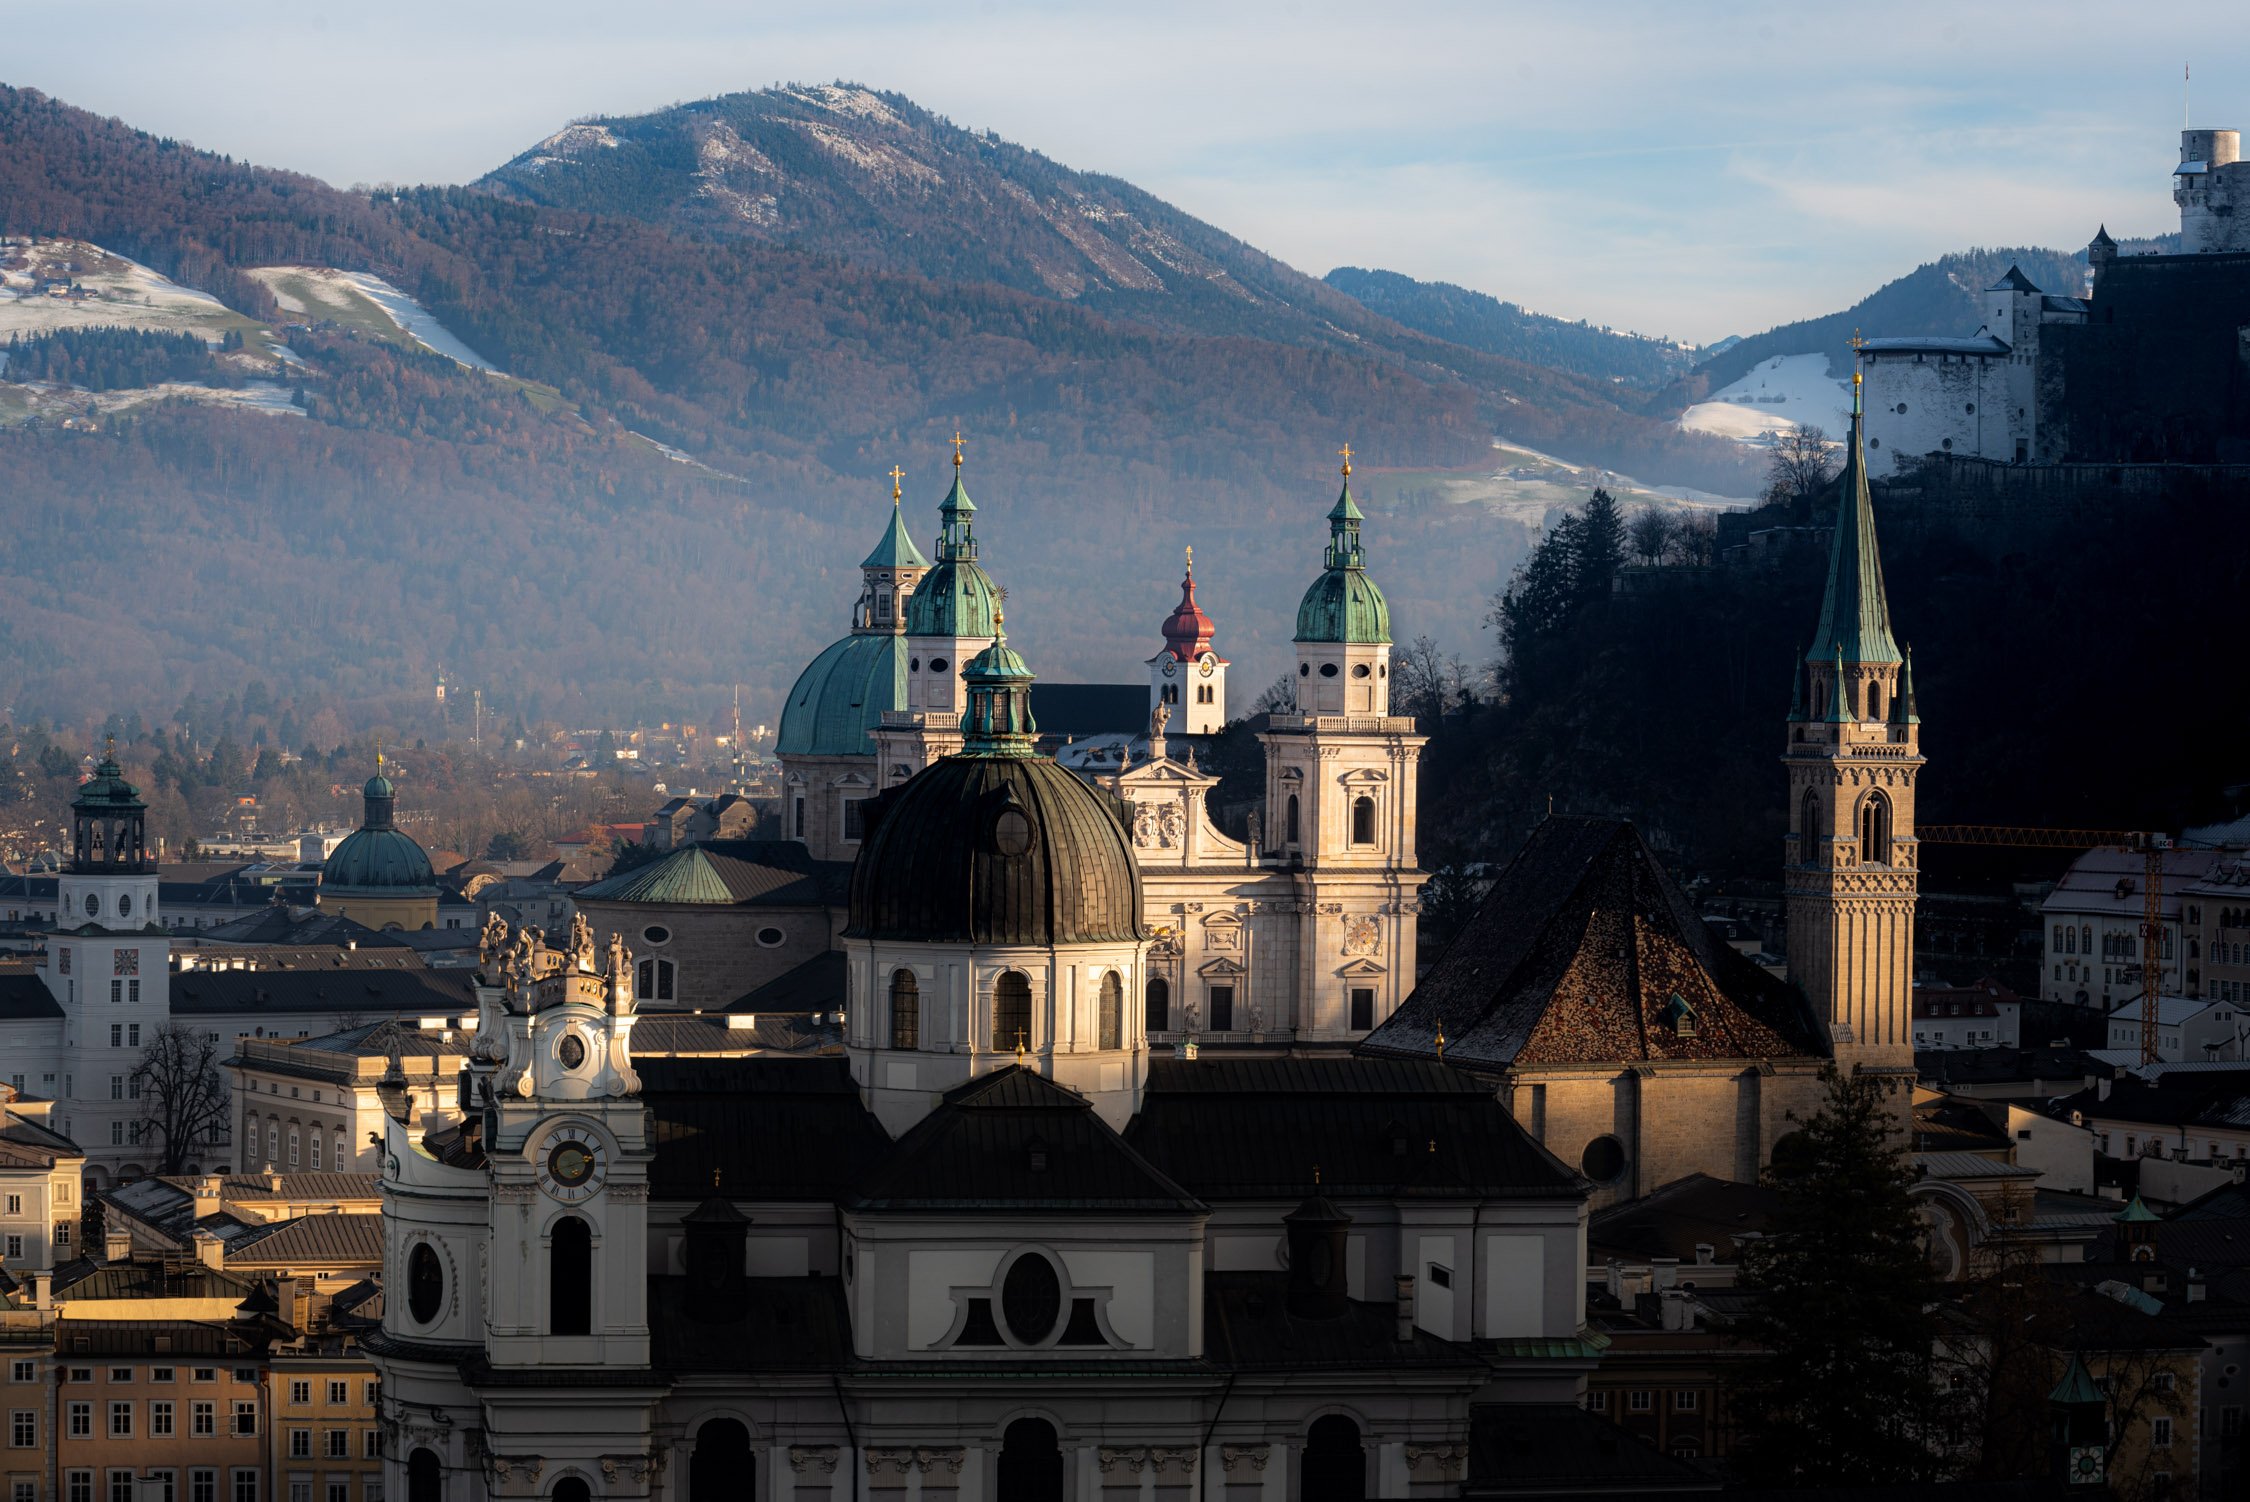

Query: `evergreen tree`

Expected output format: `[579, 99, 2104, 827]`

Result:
[1572, 488, 1625, 606]
[1729, 1065, 1941, 1487]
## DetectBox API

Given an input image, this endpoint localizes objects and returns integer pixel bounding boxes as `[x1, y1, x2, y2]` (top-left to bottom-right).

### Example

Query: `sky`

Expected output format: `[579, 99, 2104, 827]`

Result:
[5, 0, 2233, 342]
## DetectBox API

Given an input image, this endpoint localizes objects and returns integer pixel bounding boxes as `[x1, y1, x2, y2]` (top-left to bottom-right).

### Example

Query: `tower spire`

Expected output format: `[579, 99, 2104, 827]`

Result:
[1806, 337, 1900, 669]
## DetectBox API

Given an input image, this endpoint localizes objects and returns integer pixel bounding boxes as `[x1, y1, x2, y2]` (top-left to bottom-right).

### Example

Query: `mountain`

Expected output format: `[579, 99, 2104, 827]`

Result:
[1322, 267, 1695, 389]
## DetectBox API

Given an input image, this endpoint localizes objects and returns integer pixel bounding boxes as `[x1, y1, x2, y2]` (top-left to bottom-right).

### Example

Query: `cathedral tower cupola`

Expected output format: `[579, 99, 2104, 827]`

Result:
[1783, 346, 1922, 1078]
[1292, 446, 1393, 716]
[70, 739, 148, 875]
[901, 434, 1002, 719]
[1149, 547, 1229, 736]
[960, 617, 1039, 756]
[856, 466, 932, 634]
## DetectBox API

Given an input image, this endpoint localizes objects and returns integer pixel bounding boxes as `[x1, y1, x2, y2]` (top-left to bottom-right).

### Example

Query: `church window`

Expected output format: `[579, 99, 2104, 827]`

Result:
[1145, 977, 1170, 1032]
[1351, 796, 1377, 846]
[841, 797, 867, 843]
[1867, 681, 1883, 719]
[791, 797, 805, 840]
[550, 1217, 593, 1336]
[1858, 793, 1892, 865]
[1285, 795, 1301, 847]
[930, 658, 948, 673]
[405, 1244, 444, 1326]
[1208, 984, 1235, 1033]
[997, 1418, 1063, 1502]
[993, 972, 1032, 1054]
[406, 1450, 440, 1502]
[286, 1129, 299, 1169]
[1000, 1251, 1063, 1345]
[1318, 662, 1339, 678]
[641, 925, 670, 946]
[1580, 1135, 1627, 1184]
[1351, 663, 1370, 678]
[889, 970, 919, 1050]
[1350, 988, 1375, 1031]
[636, 957, 675, 1004]
[1098, 971, 1122, 1050]
[1299, 663, 1310, 677]
[1799, 790, 1820, 843]
[689, 1419, 753, 1502]
[1303, 1415, 1367, 1502]
[552, 1481, 591, 1502]
[756, 926, 785, 947]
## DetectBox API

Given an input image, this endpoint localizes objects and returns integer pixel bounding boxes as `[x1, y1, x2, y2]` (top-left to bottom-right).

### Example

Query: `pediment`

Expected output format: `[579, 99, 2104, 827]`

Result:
[1197, 955, 1246, 977]
[1337, 958, 1387, 977]
[1337, 768, 1391, 786]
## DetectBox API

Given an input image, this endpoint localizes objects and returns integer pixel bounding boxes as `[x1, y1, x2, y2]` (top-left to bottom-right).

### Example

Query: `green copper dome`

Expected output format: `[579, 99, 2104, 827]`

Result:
[777, 632, 909, 757]
[861, 500, 931, 571]
[323, 768, 436, 894]
[73, 751, 145, 814]
[1293, 482, 1391, 644]
[904, 469, 1001, 639]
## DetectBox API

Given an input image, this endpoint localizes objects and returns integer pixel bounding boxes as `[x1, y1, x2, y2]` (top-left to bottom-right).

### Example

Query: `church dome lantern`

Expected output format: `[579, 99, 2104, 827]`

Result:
[321, 755, 439, 910]
[70, 740, 148, 874]
[1293, 451, 1392, 647]
[903, 465, 1001, 640]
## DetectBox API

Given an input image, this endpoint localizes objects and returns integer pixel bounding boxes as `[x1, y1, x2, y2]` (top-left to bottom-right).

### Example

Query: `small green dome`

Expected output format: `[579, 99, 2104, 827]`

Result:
[1292, 480, 1391, 644]
[323, 763, 436, 893]
[73, 752, 145, 813]
[904, 558, 1000, 639]
[363, 771, 395, 801]
[777, 633, 909, 757]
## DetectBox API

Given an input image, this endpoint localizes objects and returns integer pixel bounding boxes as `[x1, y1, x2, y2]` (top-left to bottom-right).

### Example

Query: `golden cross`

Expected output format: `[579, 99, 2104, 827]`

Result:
[1337, 442, 1354, 477]
[888, 464, 905, 502]
[1849, 329, 1866, 391]
[1185, 544, 1194, 574]
[1014, 1027, 1027, 1062]
[950, 431, 967, 468]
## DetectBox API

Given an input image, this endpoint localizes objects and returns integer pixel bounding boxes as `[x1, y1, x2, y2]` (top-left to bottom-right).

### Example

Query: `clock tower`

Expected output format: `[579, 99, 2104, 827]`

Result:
[1148, 548, 1228, 737]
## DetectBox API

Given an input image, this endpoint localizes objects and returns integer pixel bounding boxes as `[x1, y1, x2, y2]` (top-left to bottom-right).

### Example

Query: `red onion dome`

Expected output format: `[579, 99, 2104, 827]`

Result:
[1159, 564, 1217, 662]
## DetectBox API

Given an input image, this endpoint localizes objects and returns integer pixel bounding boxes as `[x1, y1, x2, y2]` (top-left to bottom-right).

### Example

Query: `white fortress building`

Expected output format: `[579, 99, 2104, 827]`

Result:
[2176, 127, 2250, 254]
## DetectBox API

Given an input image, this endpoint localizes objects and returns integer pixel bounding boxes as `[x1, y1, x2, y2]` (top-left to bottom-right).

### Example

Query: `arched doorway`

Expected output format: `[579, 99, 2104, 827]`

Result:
[690, 1418, 753, 1501]
[993, 972, 1032, 1056]
[996, 1417, 1063, 1502]
[407, 1448, 442, 1502]
[551, 1216, 592, 1335]
[552, 1480, 591, 1502]
[1303, 1414, 1367, 1502]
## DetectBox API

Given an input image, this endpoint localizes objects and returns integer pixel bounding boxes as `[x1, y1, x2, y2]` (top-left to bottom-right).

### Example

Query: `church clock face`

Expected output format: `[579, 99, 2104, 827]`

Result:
[1161, 659, 1177, 678]
[540, 1127, 606, 1204]
[2068, 1446, 2103, 1484]
[1197, 652, 1216, 677]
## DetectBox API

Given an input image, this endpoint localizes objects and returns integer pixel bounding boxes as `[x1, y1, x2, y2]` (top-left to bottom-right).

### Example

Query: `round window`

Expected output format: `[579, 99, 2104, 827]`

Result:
[1895, 402, 1908, 415]
[1941, 438, 1953, 451]
[992, 808, 1035, 858]
[406, 1243, 445, 1325]
[1580, 1135, 1628, 1184]
[1001, 1251, 1063, 1344]
[1351, 664, 1370, 679]
[930, 658, 948, 673]
[641, 925, 670, 946]
[909, 657, 921, 672]
[557, 1034, 587, 1071]
[118, 894, 132, 917]
[84, 894, 98, 918]
[1299, 663, 1311, 677]
[756, 926, 785, 947]
[1318, 663, 1339, 678]
[1964, 402, 1976, 414]
[1869, 437, 1881, 449]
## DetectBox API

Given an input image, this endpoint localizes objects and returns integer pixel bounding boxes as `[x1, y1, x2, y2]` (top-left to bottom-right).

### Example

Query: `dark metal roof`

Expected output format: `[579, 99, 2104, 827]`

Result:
[641, 1057, 892, 1203]
[1205, 1272, 1482, 1372]
[1587, 1172, 1781, 1263]
[1464, 1404, 1720, 1495]
[576, 839, 848, 908]
[1361, 816, 1824, 1072]
[851, 1066, 1202, 1212]
[0, 974, 61, 1021]
[1026, 683, 1149, 739]
[650, 1275, 855, 1372]
[225, 1213, 383, 1267]
[169, 968, 475, 1017]
[0, 1110, 81, 1167]
[1127, 1057, 1584, 1200]
[54, 1320, 252, 1358]
[847, 756, 1146, 947]
[195, 907, 408, 947]
[726, 950, 847, 1013]
[629, 1011, 841, 1056]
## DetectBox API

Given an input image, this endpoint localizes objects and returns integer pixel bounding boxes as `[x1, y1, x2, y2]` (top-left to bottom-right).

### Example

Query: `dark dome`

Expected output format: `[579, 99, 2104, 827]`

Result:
[846, 756, 1146, 947]
[323, 762, 436, 893]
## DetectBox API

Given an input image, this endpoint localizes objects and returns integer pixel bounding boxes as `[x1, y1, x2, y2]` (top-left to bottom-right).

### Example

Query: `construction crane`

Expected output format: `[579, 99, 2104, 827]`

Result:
[1918, 825, 2174, 1065]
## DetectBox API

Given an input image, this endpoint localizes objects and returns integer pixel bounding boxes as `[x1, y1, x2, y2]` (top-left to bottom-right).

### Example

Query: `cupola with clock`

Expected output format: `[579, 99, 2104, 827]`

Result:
[465, 916, 655, 1371]
[1148, 547, 1229, 737]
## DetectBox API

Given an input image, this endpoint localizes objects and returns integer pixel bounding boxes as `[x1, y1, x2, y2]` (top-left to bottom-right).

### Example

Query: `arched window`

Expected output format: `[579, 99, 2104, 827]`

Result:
[407, 1449, 442, 1502]
[1145, 977, 1170, 1033]
[2082, 925, 2093, 953]
[1285, 794, 1301, 846]
[993, 972, 1032, 1056]
[335, 1132, 348, 1171]
[636, 956, 676, 1004]
[1098, 971, 1122, 1050]
[287, 1127, 300, 1168]
[1858, 792, 1892, 864]
[552, 1481, 591, 1502]
[266, 1124, 278, 1167]
[690, 1418, 753, 1502]
[1304, 1415, 1368, 1502]
[1351, 795, 1376, 846]
[1867, 680, 1883, 720]
[551, 1216, 593, 1335]
[889, 969, 920, 1050]
[997, 1418, 1063, 1502]
[309, 1131, 322, 1170]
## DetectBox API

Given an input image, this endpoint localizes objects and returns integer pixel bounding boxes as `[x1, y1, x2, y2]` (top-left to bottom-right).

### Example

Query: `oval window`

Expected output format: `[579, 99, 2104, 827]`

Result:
[1351, 664, 1370, 679]
[1318, 663, 1339, 678]
[1941, 438, 1953, 451]
[118, 894, 132, 917]
[1299, 663, 1311, 677]
[909, 657, 921, 672]
[84, 894, 99, 917]
[1580, 1135, 1628, 1184]
[641, 925, 670, 946]
[407, 1243, 445, 1325]
[1964, 402, 1976, 414]
[993, 808, 1035, 858]
[930, 658, 948, 673]
[1001, 1251, 1063, 1344]
[1895, 402, 1908, 415]
[557, 1034, 587, 1071]
[756, 927, 785, 947]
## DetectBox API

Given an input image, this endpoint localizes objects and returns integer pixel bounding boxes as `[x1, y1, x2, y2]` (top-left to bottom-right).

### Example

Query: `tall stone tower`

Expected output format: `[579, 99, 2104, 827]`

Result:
[1783, 361, 1922, 1077]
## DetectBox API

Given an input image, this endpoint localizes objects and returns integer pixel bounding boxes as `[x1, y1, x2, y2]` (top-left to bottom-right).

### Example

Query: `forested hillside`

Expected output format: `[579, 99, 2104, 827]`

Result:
[1323, 267, 1694, 389]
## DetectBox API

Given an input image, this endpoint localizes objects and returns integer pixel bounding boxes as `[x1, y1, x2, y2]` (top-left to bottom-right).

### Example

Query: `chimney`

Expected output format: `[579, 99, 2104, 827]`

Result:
[1652, 1256, 1680, 1291]
[1660, 1288, 1690, 1332]
[28, 1270, 51, 1312]
[264, 1165, 283, 1191]
[1282, 1188, 1352, 1321]
[103, 1227, 132, 1263]
[192, 1175, 223, 1220]
[1395, 1274, 1417, 1341]
[1605, 1259, 1624, 1301]
[191, 1228, 224, 1270]
[1693, 1242, 1716, 1266]
[2189, 1267, 2207, 1304]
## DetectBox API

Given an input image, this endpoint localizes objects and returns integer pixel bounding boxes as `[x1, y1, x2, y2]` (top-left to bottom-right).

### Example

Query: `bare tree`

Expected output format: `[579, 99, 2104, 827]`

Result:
[1393, 635, 1478, 725]
[132, 1023, 231, 1176]
[1627, 506, 1674, 566]
[1665, 512, 1720, 566]
[1765, 424, 1836, 507]
[1249, 674, 1296, 717]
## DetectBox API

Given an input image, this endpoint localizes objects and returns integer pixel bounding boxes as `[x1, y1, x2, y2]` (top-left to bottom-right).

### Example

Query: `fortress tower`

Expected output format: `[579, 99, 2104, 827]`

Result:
[2176, 127, 2250, 254]
[1782, 357, 1922, 1078]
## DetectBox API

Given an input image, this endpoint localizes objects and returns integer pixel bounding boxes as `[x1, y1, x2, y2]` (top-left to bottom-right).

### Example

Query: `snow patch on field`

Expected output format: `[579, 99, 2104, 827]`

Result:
[245, 267, 498, 371]
[787, 85, 906, 129]
[0, 240, 243, 341]
[1679, 353, 1852, 446]
[9, 377, 303, 422]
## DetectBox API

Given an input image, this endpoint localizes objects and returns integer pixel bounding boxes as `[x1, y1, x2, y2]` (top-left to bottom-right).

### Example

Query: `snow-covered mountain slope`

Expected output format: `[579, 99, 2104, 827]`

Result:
[1678, 353, 1852, 446]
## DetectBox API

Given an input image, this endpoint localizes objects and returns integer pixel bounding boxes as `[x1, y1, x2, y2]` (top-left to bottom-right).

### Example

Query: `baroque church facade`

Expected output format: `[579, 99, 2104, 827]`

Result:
[365, 629, 1595, 1502]
[772, 449, 1426, 1047]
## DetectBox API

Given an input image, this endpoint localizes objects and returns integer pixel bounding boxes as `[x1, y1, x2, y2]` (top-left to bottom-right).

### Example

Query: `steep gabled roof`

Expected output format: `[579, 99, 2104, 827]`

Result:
[852, 1066, 1202, 1213]
[1361, 817, 1824, 1071]
[575, 840, 847, 908]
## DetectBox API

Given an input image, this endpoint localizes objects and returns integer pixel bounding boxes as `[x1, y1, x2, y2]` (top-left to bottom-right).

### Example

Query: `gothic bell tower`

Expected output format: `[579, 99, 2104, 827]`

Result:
[1783, 352, 1922, 1077]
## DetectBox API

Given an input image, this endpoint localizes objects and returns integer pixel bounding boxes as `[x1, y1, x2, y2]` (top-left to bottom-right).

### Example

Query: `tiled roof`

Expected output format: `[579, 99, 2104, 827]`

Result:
[1128, 1056, 1583, 1200]
[1362, 817, 1822, 1071]
[225, 1213, 383, 1267]
[851, 1067, 1202, 1212]
[54, 1320, 252, 1358]
[576, 840, 847, 908]
[169, 968, 475, 1017]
